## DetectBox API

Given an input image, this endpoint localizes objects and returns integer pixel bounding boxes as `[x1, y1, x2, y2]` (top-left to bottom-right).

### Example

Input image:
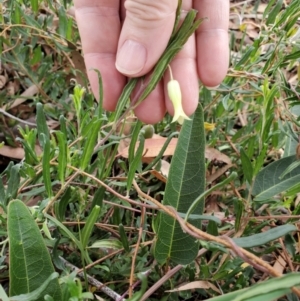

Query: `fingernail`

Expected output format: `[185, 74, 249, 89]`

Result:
[206, 85, 220, 90]
[116, 40, 147, 75]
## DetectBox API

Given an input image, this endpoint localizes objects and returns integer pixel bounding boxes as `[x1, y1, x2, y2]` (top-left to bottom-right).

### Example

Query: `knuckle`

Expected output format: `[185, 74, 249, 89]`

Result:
[124, 0, 177, 22]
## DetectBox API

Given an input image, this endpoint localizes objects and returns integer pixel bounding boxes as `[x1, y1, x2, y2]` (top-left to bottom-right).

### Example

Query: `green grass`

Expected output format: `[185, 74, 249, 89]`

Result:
[1, 0, 300, 300]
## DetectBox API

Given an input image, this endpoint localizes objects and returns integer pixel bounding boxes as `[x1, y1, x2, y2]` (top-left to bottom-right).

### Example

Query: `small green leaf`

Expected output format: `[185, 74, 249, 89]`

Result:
[44, 213, 88, 263]
[234, 199, 244, 232]
[127, 135, 144, 192]
[55, 131, 67, 185]
[30, 0, 39, 14]
[185, 172, 237, 221]
[8, 200, 62, 300]
[91, 186, 105, 209]
[0, 178, 5, 205]
[80, 119, 101, 171]
[233, 224, 296, 248]
[36, 103, 49, 148]
[89, 239, 123, 250]
[41, 133, 53, 198]
[240, 148, 253, 183]
[6, 164, 20, 204]
[81, 205, 101, 249]
[266, 0, 283, 25]
[128, 121, 142, 163]
[119, 224, 130, 252]
[54, 187, 73, 222]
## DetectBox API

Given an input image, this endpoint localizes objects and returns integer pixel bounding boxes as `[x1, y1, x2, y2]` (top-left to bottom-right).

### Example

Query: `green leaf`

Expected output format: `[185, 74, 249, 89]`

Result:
[234, 224, 296, 248]
[44, 213, 86, 261]
[154, 104, 206, 265]
[80, 119, 101, 171]
[36, 103, 49, 148]
[233, 272, 300, 301]
[128, 121, 142, 163]
[6, 164, 20, 205]
[89, 239, 123, 250]
[185, 172, 237, 221]
[252, 155, 300, 201]
[240, 148, 253, 183]
[8, 200, 62, 300]
[266, 0, 283, 25]
[55, 131, 67, 185]
[177, 213, 221, 225]
[0, 177, 5, 205]
[119, 224, 130, 252]
[127, 135, 144, 191]
[41, 133, 53, 198]
[11, 273, 59, 301]
[30, 0, 39, 14]
[81, 205, 101, 249]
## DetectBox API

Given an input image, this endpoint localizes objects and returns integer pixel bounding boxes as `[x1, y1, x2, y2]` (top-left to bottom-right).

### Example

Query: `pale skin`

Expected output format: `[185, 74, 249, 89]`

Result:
[74, 0, 229, 124]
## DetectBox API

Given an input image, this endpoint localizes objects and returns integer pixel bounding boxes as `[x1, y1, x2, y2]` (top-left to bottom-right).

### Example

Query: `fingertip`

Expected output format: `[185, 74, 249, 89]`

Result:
[85, 54, 126, 111]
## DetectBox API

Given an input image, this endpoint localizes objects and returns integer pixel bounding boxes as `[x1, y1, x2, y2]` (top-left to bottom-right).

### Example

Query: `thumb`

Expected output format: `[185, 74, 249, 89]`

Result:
[116, 0, 177, 76]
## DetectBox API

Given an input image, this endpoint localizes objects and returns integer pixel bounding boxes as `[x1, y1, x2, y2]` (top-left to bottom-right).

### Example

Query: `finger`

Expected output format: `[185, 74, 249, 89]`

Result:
[164, 2, 199, 118]
[133, 79, 166, 124]
[194, 0, 229, 87]
[116, 0, 178, 77]
[74, 0, 126, 111]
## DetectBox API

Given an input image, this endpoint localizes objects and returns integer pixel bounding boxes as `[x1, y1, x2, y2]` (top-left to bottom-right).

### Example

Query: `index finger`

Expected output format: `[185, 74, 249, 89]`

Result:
[74, 0, 126, 111]
[194, 0, 229, 87]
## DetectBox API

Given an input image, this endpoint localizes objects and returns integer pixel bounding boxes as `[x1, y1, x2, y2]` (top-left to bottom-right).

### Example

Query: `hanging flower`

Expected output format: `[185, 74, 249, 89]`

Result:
[167, 66, 190, 125]
[204, 122, 216, 131]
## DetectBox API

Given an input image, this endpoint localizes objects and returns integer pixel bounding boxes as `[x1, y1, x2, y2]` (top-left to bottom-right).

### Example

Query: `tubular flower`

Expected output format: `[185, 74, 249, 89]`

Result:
[167, 79, 190, 125]
[204, 122, 216, 131]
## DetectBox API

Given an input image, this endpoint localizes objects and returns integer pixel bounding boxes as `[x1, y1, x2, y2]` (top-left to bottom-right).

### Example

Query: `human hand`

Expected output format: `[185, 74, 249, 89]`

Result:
[74, 0, 229, 124]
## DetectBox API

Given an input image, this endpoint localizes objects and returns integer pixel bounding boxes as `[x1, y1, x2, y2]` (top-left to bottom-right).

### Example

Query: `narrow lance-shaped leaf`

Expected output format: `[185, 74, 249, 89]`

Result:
[80, 119, 101, 171]
[240, 148, 253, 184]
[81, 205, 101, 249]
[127, 135, 145, 192]
[41, 133, 53, 198]
[233, 224, 296, 248]
[55, 131, 67, 185]
[206, 273, 300, 301]
[8, 200, 62, 300]
[0, 177, 5, 205]
[6, 164, 20, 205]
[36, 103, 49, 148]
[154, 104, 206, 265]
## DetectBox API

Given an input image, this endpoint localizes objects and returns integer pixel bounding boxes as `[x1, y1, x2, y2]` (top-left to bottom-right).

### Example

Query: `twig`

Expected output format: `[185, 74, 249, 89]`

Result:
[59, 256, 124, 301]
[0, 108, 37, 126]
[128, 206, 145, 298]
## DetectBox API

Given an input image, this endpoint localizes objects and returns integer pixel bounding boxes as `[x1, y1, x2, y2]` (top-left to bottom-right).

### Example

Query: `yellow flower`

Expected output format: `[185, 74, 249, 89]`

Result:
[167, 79, 190, 125]
[204, 122, 216, 131]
